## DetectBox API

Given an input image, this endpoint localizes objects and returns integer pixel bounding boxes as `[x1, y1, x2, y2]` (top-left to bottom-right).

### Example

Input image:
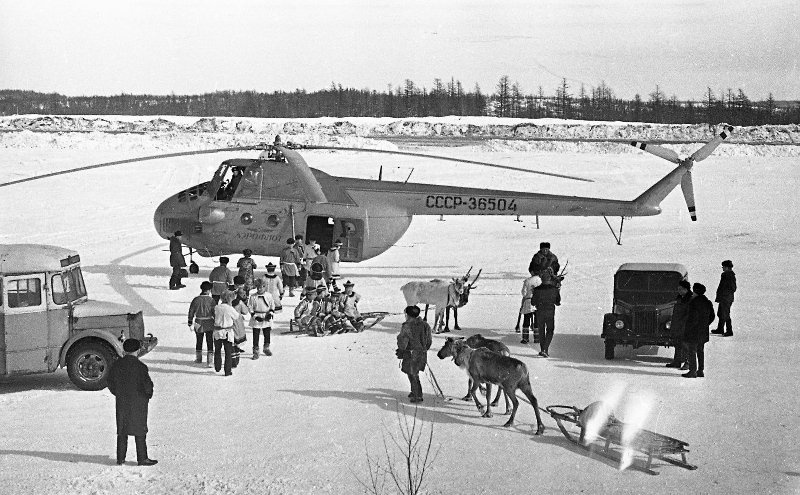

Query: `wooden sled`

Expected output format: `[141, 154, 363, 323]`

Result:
[281, 312, 395, 335]
[545, 405, 698, 476]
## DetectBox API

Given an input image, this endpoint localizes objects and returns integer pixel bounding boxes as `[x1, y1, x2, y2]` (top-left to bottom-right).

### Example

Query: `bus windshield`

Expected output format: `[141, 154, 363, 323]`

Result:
[52, 267, 88, 304]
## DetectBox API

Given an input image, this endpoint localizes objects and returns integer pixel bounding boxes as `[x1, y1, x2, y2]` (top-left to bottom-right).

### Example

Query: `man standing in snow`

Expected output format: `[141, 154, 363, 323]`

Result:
[528, 242, 560, 280]
[280, 238, 301, 297]
[396, 305, 433, 403]
[713, 260, 737, 337]
[209, 257, 234, 303]
[169, 231, 186, 290]
[682, 283, 715, 378]
[107, 339, 157, 466]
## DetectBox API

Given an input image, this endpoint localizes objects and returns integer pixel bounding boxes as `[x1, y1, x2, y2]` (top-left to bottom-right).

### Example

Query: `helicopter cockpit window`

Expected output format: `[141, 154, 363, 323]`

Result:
[232, 164, 264, 200]
[215, 165, 247, 201]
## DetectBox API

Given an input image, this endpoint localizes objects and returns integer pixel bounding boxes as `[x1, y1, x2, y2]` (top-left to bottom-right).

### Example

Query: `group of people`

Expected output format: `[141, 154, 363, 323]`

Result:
[280, 235, 344, 297]
[293, 280, 364, 336]
[518, 242, 563, 357]
[666, 259, 737, 378]
[188, 256, 286, 376]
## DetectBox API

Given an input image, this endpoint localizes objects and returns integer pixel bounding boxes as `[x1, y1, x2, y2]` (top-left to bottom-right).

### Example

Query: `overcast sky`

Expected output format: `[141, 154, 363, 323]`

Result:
[1, 0, 798, 100]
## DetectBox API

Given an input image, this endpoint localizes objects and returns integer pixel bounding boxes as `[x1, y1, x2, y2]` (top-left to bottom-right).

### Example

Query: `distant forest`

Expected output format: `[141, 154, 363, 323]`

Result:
[1, 76, 798, 125]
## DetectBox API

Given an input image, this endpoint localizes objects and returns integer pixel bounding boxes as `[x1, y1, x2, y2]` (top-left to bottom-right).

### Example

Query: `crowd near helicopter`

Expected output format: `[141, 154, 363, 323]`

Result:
[0, 126, 734, 260]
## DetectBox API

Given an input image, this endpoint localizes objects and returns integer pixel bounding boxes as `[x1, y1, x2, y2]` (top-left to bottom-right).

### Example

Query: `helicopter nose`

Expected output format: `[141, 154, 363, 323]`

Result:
[153, 192, 199, 239]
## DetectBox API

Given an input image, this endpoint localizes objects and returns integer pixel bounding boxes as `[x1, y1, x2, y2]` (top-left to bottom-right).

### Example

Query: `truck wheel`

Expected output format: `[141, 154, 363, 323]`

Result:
[67, 341, 117, 391]
[604, 339, 615, 360]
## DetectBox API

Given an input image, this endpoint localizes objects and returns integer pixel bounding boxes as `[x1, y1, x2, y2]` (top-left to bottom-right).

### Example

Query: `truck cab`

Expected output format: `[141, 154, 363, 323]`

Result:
[601, 263, 688, 360]
[0, 244, 157, 390]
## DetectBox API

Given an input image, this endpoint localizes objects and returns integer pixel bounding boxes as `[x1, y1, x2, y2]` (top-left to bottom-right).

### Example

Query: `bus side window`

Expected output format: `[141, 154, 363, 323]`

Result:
[7, 278, 42, 308]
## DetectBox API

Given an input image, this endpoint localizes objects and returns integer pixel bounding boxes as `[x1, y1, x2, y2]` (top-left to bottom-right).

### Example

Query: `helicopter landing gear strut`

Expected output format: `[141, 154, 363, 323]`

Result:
[603, 216, 625, 245]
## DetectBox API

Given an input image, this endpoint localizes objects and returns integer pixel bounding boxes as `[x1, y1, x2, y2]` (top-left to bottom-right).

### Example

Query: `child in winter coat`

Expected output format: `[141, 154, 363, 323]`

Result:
[519, 271, 542, 344]
[248, 278, 276, 359]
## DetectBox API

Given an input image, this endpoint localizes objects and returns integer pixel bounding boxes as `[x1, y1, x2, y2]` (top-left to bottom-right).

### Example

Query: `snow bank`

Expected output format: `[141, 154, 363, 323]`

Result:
[1, 115, 798, 157]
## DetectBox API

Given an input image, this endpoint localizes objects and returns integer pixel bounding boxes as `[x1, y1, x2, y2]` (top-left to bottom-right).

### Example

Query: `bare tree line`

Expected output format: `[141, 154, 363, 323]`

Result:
[1, 76, 797, 125]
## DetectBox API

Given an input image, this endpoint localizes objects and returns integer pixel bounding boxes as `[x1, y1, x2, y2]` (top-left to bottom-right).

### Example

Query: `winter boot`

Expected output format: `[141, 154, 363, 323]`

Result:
[263, 345, 273, 357]
[206, 351, 213, 368]
[195, 350, 203, 363]
[252, 348, 260, 360]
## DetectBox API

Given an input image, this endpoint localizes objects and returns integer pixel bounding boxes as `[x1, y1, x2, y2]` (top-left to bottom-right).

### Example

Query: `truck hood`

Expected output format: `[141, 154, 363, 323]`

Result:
[73, 300, 139, 317]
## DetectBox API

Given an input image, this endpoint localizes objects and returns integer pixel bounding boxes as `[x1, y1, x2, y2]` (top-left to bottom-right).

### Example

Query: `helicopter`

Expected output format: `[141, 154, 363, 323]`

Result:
[0, 126, 734, 259]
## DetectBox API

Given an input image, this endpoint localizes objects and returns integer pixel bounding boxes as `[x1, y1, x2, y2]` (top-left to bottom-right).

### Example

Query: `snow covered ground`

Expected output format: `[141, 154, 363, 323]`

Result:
[0, 117, 798, 494]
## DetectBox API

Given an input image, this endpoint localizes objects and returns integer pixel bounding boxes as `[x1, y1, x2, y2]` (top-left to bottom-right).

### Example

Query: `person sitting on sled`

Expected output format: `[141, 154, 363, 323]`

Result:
[341, 280, 365, 332]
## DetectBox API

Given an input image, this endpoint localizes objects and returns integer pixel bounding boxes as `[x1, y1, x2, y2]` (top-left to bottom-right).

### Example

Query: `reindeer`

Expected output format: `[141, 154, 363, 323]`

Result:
[400, 267, 480, 334]
[444, 267, 481, 331]
[462, 334, 511, 411]
[437, 337, 545, 434]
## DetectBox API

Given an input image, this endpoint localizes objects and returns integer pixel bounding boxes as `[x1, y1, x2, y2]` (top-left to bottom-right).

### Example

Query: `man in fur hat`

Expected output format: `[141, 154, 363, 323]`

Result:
[107, 339, 157, 466]
[528, 241, 560, 280]
[342, 280, 364, 331]
[396, 305, 433, 403]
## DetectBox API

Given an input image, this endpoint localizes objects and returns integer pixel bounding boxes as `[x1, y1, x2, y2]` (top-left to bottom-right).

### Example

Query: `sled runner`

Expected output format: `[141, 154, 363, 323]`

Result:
[545, 405, 697, 476]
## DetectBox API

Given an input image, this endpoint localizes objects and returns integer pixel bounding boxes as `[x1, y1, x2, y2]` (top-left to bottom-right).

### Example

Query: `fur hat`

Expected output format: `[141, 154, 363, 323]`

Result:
[219, 257, 229, 264]
[692, 283, 707, 295]
[405, 305, 421, 318]
[678, 280, 691, 290]
[286, 238, 295, 245]
[173, 230, 182, 237]
[265, 262, 276, 270]
[722, 260, 733, 268]
[233, 275, 245, 285]
[540, 242, 550, 249]
[200, 281, 213, 292]
[122, 339, 141, 353]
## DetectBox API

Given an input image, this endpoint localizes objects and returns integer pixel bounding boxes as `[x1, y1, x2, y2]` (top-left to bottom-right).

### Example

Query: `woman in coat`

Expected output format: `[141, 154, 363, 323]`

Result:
[236, 249, 258, 294]
[682, 283, 716, 378]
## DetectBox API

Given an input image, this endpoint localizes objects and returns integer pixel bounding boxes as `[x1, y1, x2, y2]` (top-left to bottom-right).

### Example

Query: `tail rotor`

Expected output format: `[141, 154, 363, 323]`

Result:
[631, 125, 733, 221]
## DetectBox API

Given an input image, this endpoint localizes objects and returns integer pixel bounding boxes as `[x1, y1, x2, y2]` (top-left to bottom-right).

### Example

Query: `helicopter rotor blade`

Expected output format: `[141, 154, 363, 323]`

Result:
[0, 145, 261, 189]
[630, 142, 681, 164]
[681, 170, 697, 221]
[688, 125, 735, 162]
[295, 145, 594, 183]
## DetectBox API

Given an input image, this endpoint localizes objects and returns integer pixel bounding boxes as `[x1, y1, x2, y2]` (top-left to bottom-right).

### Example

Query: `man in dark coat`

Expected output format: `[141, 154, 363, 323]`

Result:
[531, 272, 561, 358]
[396, 305, 433, 403]
[666, 280, 693, 368]
[528, 242, 560, 279]
[682, 283, 715, 378]
[713, 259, 737, 337]
[169, 230, 187, 290]
[107, 339, 157, 466]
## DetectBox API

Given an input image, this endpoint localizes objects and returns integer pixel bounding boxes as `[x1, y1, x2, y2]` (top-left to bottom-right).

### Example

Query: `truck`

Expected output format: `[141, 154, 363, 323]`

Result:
[601, 263, 688, 360]
[0, 244, 157, 390]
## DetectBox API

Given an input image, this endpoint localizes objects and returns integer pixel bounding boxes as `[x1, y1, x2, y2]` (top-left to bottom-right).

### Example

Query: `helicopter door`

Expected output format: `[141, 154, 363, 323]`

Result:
[306, 216, 335, 253]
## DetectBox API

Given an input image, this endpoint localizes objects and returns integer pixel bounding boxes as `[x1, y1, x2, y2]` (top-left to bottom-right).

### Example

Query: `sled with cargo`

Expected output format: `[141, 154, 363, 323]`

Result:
[545, 404, 698, 476]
